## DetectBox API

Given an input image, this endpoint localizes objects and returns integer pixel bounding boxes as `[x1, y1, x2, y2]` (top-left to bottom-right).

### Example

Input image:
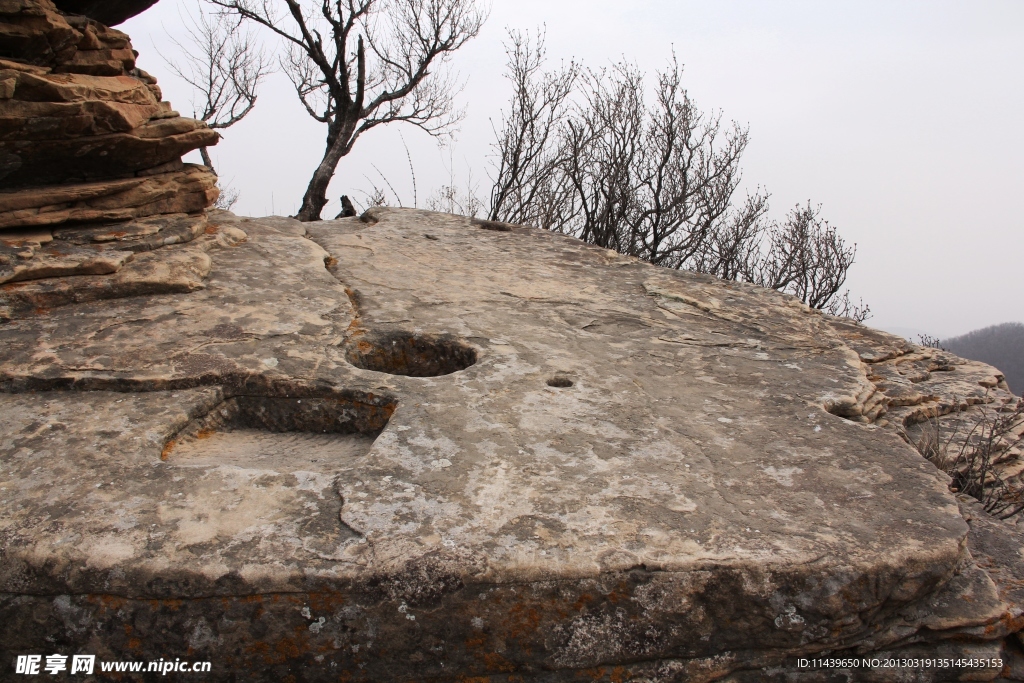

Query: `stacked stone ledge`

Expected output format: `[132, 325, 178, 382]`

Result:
[0, 0, 218, 225]
[0, 0, 222, 318]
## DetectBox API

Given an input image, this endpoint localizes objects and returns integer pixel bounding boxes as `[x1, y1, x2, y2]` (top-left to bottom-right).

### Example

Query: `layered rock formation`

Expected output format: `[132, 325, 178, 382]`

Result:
[0, 0, 220, 317]
[0, 0, 217, 227]
[1, 207, 1023, 681]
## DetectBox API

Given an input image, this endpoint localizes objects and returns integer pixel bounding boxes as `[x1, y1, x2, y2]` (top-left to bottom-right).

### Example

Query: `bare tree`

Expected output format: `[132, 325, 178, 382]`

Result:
[487, 34, 869, 321]
[490, 48, 769, 269]
[163, 4, 270, 173]
[487, 28, 577, 227]
[209, 0, 486, 221]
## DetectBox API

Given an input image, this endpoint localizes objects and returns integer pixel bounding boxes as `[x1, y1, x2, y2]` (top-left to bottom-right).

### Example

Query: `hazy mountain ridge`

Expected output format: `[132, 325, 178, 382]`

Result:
[944, 322, 1024, 395]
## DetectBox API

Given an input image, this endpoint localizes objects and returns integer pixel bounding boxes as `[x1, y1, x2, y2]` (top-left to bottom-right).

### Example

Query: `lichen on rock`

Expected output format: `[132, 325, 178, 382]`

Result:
[1, 207, 1023, 680]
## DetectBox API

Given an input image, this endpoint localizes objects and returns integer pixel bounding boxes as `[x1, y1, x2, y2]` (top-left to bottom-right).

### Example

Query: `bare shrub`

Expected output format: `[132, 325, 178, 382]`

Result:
[913, 397, 1024, 519]
[487, 28, 578, 229]
[427, 179, 484, 217]
[214, 181, 240, 210]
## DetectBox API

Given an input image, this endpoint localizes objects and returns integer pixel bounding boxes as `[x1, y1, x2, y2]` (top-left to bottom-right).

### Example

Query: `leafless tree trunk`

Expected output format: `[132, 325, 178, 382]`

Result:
[209, 0, 486, 221]
[162, 5, 270, 176]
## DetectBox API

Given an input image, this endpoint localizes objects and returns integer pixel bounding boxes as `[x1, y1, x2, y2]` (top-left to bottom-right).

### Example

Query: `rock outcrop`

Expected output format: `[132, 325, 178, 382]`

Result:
[0, 0, 220, 319]
[2, 207, 1023, 681]
[0, 0, 218, 229]
[51, 0, 159, 26]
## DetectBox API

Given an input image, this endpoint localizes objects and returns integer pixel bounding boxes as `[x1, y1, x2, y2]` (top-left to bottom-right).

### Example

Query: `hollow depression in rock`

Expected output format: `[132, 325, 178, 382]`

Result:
[345, 331, 477, 377]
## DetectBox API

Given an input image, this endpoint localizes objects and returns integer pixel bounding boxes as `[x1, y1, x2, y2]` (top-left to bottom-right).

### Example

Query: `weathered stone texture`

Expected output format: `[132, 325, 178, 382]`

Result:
[0, 164, 219, 228]
[0, 212, 240, 318]
[0, 0, 217, 230]
[1, 208, 1022, 681]
[52, 0, 159, 27]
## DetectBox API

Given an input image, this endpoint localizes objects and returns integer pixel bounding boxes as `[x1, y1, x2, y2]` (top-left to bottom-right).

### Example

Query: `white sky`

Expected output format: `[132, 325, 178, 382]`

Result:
[122, 0, 1024, 339]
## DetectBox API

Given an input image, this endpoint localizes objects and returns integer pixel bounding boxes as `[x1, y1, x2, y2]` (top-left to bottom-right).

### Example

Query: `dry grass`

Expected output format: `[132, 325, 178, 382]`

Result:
[912, 396, 1024, 519]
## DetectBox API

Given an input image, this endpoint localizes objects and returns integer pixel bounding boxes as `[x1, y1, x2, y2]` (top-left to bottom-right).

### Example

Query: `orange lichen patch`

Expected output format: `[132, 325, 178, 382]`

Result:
[195, 427, 215, 439]
[343, 286, 365, 334]
[990, 611, 1024, 637]
[275, 636, 306, 659]
[205, 225, 219, 235]
[606, 582, 629, 604]
[572, 592, 594, 611]
[160, 438, 175, 459]
[91, 595, 128, 611]
[248, 640, 296, 667]
[481, 652, 515, 672]
[504, 603, 542, 641]
[308, 591, 346, 614]
[575, 666, 628, 682]
[248, 641, 271, 659]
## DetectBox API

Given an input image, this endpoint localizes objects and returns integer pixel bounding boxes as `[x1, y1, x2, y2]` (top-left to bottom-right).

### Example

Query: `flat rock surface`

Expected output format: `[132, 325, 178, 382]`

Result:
[0, 208, 1018, 680]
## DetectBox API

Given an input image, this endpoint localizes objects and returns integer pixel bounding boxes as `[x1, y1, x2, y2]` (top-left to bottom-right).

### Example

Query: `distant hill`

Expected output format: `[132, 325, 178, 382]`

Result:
[943, 322, 1024, 395]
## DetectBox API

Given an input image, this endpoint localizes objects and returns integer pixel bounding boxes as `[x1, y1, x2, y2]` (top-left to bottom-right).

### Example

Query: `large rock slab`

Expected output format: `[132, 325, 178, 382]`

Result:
[0, 208, 1020, 681]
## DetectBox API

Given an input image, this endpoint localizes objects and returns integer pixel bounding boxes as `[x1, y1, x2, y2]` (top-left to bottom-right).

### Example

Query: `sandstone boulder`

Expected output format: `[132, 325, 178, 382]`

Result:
[0, 0, 80, 67]
[1, 208, 1022, 681]
[0, 0, 136, 72]
[1, 112, 218, 186]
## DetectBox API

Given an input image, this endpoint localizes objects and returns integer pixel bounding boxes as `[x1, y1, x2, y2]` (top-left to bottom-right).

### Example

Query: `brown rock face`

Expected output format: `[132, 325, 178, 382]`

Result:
[1, 208, 1023, 681]
[52, 0, 159, 26]
[0, 0, 217, 228]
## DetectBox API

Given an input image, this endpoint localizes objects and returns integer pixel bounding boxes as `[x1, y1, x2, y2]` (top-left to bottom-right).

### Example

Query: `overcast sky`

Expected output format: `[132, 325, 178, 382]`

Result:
[122, 0, 1024, 339]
